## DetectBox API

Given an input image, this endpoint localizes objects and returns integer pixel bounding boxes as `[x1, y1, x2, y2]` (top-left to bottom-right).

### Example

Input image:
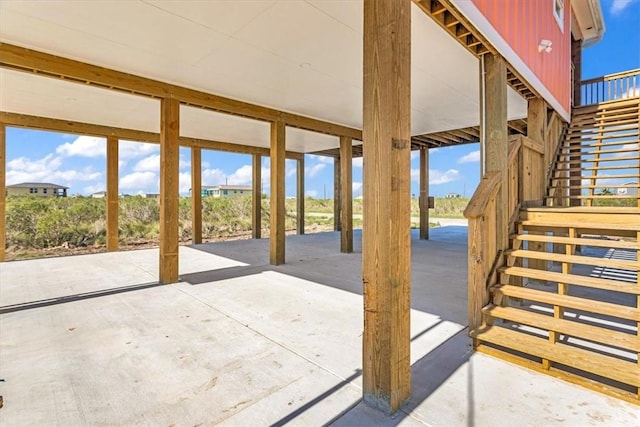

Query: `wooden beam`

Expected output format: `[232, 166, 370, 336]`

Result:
[526, 98, 548, 272]
[297, 157, 305, 235]
[0, 43, 362, 140]
[159, 98, 180, 284]
[106, 135, 119, 251]
[0, 112, 303, 160]
[340, 136, 353, 253]
[270, 121, 286, 265]
[252, 154, 262, 239]
[191, 147, 202, 244]
[334, 157, 341, 232]
[482, 53, 509, 250]
[0, 123, 5, 262]
[419, 147, 429, 240]
[363, 0, 412, 414]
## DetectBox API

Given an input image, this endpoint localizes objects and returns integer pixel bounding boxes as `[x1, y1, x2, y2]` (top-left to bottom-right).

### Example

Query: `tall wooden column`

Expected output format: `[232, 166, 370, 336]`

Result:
[106, 135, 119, 251]
[270, 121, 286, 265]
[340, 136, 353, 253]
[191, 147, 202, 244]
[333, 156, 341, 231]
[419, 147, 429, 240]
[297, 157, 305, 235]
[481, 53, 509, 250]
[252, 154, 262, 239]
[159, 98, 180, 284]
[527, 98, 547, 269]
[0, 123, 5, 262]
[362, 0, 411, 414]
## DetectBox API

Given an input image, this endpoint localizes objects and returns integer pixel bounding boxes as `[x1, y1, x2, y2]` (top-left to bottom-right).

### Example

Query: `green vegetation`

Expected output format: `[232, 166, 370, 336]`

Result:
[4, 195, 470, 260]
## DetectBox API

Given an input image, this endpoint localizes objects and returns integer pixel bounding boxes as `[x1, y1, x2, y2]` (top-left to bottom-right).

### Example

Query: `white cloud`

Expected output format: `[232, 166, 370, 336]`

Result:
[611, 0, 637, 14]
[179, 172, 192, 194]
[133, 154, 160, 172]
[286, 159, 297, 178]
[457, 150, 480, 164]
[179, 158, 191, 170]
[228, 164, 253, 185]
[307, 154, 334, 164]
[411, 151, 419, 160]
[411, 168, 460, 185]
[202, 168, 227, 186]
[352, 181, 363, 196]
[120, 141, 158, 160]
[305, 190, 318, 198]
[119, 171, 158, 192]
[352, 157, 363, 168]
[56, 136, 106, 157]
[305, 163, 326, 177]
[6, 154, 101, 188]
[84, 183, 105, 194]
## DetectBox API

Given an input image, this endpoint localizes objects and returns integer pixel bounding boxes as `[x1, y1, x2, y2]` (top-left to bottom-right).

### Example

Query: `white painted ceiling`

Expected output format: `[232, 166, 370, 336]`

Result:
[0, 0, 527, 153]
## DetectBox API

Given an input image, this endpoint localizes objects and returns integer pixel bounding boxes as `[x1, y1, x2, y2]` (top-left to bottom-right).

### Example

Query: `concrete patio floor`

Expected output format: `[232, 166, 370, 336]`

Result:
[0, 226, 637, 426]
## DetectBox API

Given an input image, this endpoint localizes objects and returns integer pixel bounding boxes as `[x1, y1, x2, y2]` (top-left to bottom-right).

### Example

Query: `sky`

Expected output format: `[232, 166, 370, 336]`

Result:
[4, 0, 640, 199]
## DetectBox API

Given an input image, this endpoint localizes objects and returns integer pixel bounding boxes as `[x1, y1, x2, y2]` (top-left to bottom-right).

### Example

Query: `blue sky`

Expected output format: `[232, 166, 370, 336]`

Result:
[5, 0, 639, 198]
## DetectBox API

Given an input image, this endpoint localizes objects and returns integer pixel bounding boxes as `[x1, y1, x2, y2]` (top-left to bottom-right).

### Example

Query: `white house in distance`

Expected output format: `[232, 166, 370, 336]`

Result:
[199, 185, 252, 198]
[616, 182, 638, 196]
[6, 182, 68, 197]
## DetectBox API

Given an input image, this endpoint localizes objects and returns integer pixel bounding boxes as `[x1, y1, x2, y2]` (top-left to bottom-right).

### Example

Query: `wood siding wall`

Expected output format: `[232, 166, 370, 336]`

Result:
[471, 0, 571, 113]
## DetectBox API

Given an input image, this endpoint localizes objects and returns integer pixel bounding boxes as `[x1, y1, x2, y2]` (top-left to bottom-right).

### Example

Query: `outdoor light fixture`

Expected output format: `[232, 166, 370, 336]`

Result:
[538, 39, 553, 53]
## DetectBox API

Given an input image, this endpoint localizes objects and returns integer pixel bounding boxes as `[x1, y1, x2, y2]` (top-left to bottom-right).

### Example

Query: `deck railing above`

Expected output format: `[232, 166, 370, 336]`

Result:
[579, 69, 640, 106]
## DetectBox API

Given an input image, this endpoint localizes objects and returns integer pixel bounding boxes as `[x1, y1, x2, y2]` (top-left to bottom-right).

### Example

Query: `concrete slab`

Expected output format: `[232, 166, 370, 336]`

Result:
[0, 226, 637, 426]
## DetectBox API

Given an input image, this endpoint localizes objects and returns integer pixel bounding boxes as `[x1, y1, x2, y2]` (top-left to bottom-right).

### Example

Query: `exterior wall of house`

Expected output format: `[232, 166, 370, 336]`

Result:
[202, 187, 252, 198]
[6, 186, 67, 197]
[455, 0, 572, 118]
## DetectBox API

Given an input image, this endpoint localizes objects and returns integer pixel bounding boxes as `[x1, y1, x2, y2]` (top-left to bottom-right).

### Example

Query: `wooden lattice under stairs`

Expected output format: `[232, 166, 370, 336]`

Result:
[470, 96, 640, 404]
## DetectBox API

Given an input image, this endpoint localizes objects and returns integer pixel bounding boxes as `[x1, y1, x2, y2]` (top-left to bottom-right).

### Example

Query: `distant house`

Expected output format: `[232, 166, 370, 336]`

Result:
[445, 192, 461, 199]
[199, 185, 252, 198]
[143, 193, 160, 199]
[91, 191, 107, 198]
[616, 182, 638, 196]
[6, 182, 68, 197]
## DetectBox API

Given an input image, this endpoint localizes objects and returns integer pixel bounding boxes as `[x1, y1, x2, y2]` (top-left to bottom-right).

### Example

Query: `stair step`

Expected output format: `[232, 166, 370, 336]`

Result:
[548, 183, 638, 190]
[556, 155, 640, 163]
[555, 164, 640, 172]
[491, 284, 640, 321]
[519, 220, 640, 232]
[511, 234, 640, 250]
[505, 249, 638, 271]
[561, 146, 640, 156]
[470, 326, 640, 387]
[499, 266, 640, 294]
[563, 135, 639, 145]
[570, 111, 640, 124]
[482, 305, 640, 352]
[549, 173, 639, 182]
[547, 195, 639, 200]
[568, 123, 639, 135]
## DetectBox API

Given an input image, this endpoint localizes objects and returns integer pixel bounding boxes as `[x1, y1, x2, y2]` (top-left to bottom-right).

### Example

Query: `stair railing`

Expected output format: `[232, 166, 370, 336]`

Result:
[579, 69, 640, 106]
[544, 121, 569, 206]
[465, 135, 548, 331]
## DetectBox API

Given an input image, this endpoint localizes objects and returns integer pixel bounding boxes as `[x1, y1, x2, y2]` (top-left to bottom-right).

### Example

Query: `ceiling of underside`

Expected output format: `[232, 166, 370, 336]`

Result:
[0, 0, 527, 153]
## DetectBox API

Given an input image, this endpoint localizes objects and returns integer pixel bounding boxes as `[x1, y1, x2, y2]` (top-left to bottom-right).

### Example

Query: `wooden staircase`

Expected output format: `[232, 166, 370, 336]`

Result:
[470, 95, 640, 404]
[547, 97, 639, 207]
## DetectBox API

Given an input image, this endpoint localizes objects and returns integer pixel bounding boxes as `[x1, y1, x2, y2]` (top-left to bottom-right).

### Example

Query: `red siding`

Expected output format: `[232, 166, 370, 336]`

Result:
[471, 0, 571, 113]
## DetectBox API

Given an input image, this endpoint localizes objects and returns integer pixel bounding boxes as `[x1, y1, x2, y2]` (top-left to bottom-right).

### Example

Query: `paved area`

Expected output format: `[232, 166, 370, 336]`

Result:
[0, 227, 637, 426]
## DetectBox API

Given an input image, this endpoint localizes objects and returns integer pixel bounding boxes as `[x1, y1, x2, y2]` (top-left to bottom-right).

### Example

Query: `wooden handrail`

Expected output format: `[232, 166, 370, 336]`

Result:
[464, 171, 500, 219]
[579, 69, 640, 106]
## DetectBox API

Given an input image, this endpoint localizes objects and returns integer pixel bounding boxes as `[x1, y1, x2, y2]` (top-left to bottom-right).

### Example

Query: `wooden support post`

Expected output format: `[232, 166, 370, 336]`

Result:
[0, 123, 5, 262]
[527, 98, 548, 269]
[159, 98, 180, 284]
[482, 53, 509, 251]
[419, 147, 429, 240]
[270, 121, 286, 265]
[191, 147, 202, 244]
[334, 157, 341, 231]
[106, 135, 119, 251]
[362, 0, 411, 414]
[297, 157, 305, 235]
[340, 136, 353, 253]
[252, 154, 262, 239]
